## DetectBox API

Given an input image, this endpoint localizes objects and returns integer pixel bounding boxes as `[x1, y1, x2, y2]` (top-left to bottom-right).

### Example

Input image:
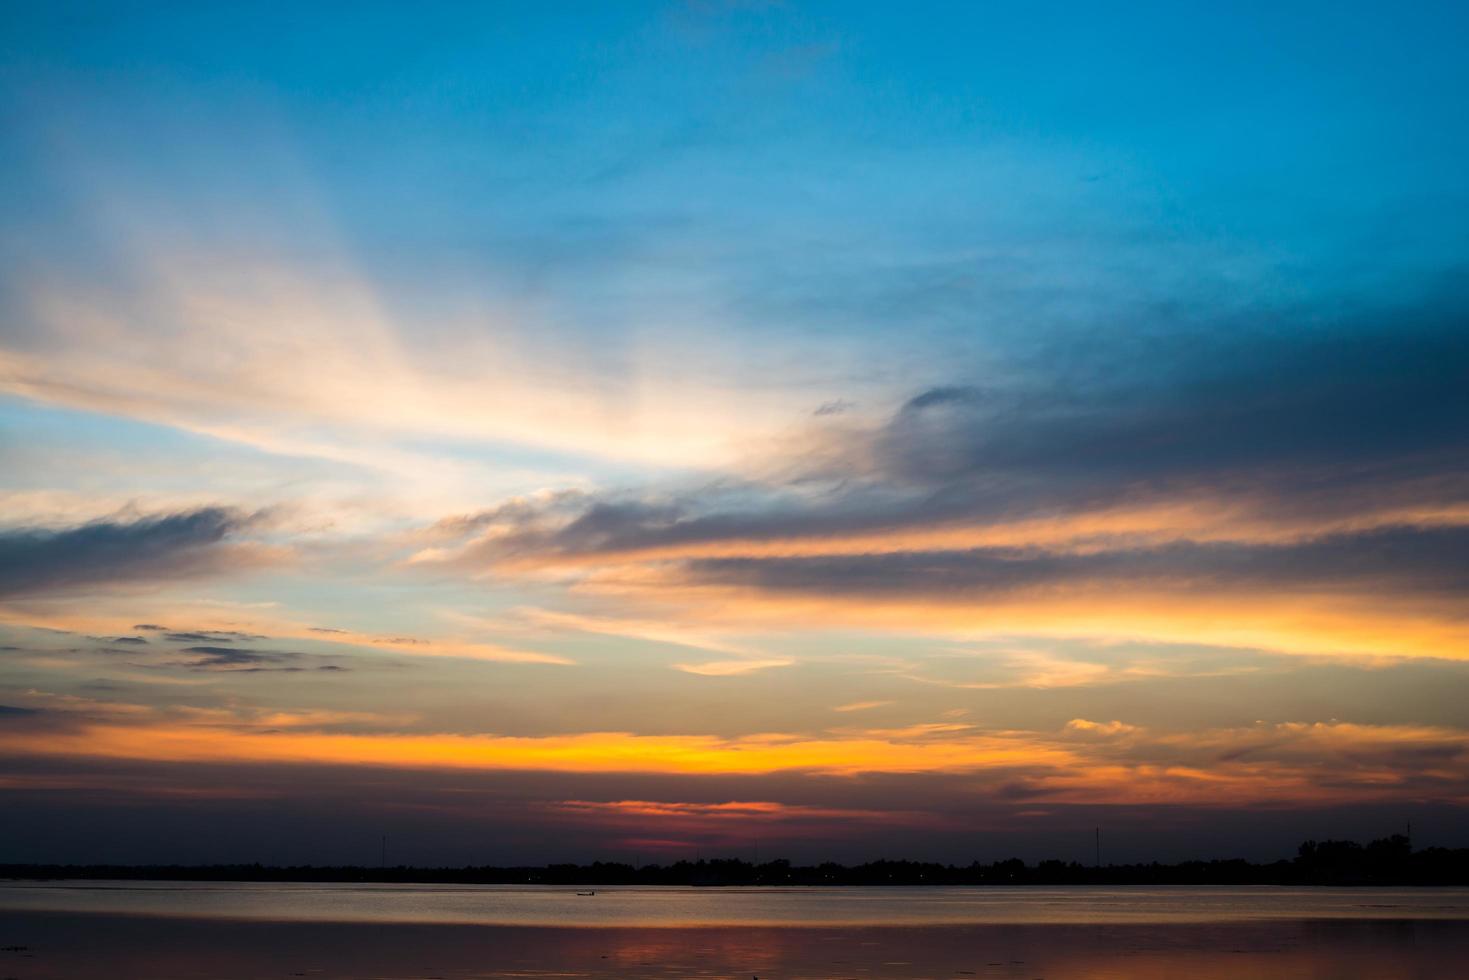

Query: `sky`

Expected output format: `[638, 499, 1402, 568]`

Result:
[2, 1, 1467, 866]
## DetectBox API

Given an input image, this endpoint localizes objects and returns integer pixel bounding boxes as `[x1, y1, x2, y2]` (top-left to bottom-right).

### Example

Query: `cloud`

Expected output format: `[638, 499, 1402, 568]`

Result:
[175, 645, 344, 673]
[678, 525, 1469, 601]
[900, 649, 1114, 691]
[1064, 718, 1141, 737]
[179, 645, 295, 668]
[435, 284, 1469, 554]
[4, 610, 575, 668]
[833, 701, 892, 712]
[0, 247, 822, 475]
[899, 385, 985, 412]
[406, 287, 1469, 662]
[0, 508, 269, 599]
[509, 607, 756, 658]
[546, 798, 941, 840]
[856, 291, 1469, 542]
[813, 399, 854, 416]
[163, 630, 267, 643]
[295, 628, 574, 666]
[672, 658, 794, 676]
[2, 714, 1464, 810]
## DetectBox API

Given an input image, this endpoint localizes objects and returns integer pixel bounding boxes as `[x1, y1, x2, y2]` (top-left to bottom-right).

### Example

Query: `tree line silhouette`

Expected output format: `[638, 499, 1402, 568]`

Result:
[7, 835, 1466, 886]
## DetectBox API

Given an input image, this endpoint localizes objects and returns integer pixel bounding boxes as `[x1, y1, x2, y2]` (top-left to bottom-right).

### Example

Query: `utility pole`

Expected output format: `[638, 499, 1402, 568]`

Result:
[380, 835, 387, 869]
[1095, 827, 1101, 868]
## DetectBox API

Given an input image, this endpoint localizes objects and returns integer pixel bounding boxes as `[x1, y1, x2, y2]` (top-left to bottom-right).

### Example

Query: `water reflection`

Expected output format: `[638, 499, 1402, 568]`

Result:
[4, 882, 1469, 926]
[4, 913, 1468, 979]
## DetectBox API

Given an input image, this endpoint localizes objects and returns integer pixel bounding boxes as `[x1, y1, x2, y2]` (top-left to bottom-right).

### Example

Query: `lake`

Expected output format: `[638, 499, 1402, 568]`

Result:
[3, 882, 1467, 978]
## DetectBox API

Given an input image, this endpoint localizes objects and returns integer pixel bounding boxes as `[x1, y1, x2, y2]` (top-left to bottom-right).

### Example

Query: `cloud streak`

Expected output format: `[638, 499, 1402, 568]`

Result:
[2, 713, 1464, 809]
[408, 287, 1469, 663]
[0, 508, 269, 600]
[173, 645, 347, 673]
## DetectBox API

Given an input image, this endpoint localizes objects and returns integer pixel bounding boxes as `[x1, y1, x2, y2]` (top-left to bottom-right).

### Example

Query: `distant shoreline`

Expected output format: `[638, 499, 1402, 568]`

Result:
[6, 834, 1467, 887]
[6, 873, 1467, 887]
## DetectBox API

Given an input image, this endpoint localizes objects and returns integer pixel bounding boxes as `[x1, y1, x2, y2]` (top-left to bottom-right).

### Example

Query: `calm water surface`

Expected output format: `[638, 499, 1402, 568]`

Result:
[4, 882, 1469, 978]
[2, 880, 1468, 925]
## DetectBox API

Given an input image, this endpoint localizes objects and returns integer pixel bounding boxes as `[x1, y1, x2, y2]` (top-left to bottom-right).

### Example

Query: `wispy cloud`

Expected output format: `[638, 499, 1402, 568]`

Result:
[672, 658, 793, 677]
[832, 700, 892, 712]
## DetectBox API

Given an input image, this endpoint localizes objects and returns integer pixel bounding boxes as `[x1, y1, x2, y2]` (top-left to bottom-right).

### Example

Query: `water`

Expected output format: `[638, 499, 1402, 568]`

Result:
[3, 882, 1468, 978]
[2, 880, 1468, 926]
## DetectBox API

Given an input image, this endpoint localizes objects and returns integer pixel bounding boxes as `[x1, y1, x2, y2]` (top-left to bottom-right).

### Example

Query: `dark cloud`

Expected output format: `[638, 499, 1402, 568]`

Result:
[0, 508, 260, 599]
[552, 500, 687, 552]
[814, 399, 854, 416]
[133, 624, 169, 631]
[683, 525, 1469, 600]
[179, 645, 291, 666]
[229, 666, 345, 674]
[111, 636, 148, 645]
[176, 645, 345, 674]
[0, 704, 39, 717]
[871, 304, 1469, 501]
[163, 630, 266, 643]
[449, 488, 840, 564]
[431, 286, 1469, 617]
[900, 385, 985, 412]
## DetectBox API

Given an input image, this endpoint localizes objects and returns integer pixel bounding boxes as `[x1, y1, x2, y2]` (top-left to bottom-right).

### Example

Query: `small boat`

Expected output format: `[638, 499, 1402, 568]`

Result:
[576, 890, 596, 896]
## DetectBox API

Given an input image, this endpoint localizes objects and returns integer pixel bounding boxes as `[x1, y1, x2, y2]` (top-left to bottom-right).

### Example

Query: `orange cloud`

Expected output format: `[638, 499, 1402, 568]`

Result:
[0, 607, 574, 666]
[1, 714, 1463, 809]
[581, 577, 1469, 663]
[672, 658, 793, 676]
[551, 799, 927, 825]
[434, 496, 1469, 571]
[0, 722, 1076, 777]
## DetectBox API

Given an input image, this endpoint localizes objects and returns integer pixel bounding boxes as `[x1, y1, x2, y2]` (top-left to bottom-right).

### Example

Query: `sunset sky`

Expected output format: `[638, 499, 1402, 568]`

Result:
[2, 1, 1468, 865]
